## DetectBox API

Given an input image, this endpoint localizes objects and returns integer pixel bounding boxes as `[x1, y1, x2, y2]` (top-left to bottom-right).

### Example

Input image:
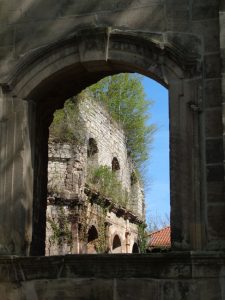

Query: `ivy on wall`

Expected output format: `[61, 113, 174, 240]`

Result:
[87, 165, 129, 208]
[49, 95, 86, 145]
[137, 223, 148, 253]
[47, 206, 72, 247]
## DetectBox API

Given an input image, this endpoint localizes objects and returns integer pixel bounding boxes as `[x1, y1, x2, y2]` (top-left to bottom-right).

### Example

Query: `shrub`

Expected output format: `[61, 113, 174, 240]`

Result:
[87, 165, 129, 208]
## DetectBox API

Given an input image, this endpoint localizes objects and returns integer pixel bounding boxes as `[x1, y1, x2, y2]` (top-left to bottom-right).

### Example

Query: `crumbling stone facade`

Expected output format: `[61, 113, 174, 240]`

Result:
[46, 98, 144, 255]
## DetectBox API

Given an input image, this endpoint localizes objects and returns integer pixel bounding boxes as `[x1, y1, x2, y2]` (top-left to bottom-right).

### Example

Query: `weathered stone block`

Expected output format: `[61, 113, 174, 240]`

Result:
[221, 48, 225, 73]
[207, 204, 225, 239]
[0, 2, 12, 24]
[0, 283, 22, 300]
[221, 75, 225, 98]
[166, 4, 189, 19]
[205, 109, 223, 137]
[207, 165, 224, 182]
[27, 278, 114, 300]
[166, 18, 191, 32]
[204, 54, 221, 78]
[204, 79, 222, 108]
[165, 32, 202, 61]
[191, 4, 219, 20]
[206, 138, 223, 164]
[207, 182, 224, 203]
[116, 279, 162, 300]
[0, 25, 14, 47]
[192, 20, 219, 53]
[219, 13, 225, 47]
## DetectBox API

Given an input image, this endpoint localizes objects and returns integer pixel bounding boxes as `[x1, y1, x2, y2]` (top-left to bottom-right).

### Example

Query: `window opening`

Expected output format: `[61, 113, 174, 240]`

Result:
[132, 243, 139, 253]
[45, 73, 170, 255]
[87, 138, 98, 158]
[112, 235, 122, 253]
[112, 157, 120, 172]
[87, 225, 98, 254]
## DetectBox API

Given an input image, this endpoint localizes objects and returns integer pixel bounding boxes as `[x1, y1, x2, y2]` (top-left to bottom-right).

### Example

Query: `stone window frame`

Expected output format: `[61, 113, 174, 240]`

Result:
[8, 27, 205, 255]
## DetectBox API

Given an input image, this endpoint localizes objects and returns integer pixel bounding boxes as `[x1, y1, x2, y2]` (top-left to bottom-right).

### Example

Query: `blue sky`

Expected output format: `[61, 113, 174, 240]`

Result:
[142, 76, 170, 225]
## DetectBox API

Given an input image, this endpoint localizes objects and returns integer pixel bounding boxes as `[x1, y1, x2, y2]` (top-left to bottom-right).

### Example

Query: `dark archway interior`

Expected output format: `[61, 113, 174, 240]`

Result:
[132, 243, 139, 253]
[112, 235, 122, 250]
[88, 226, 98, 243]
[112, 157, 120, 171]
[87, 226, 98, 254]
[87, 138, 98, 157]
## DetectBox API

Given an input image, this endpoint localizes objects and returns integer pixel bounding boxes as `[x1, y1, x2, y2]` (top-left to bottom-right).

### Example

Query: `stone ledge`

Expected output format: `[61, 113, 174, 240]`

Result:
[0, 252, 224, 282]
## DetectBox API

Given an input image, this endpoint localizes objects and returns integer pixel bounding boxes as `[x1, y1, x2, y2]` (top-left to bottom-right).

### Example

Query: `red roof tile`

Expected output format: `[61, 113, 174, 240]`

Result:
[148, 226, 171, 248]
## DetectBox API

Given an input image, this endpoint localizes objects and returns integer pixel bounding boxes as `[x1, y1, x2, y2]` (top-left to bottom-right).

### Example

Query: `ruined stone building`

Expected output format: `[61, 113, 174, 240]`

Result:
[0, 0, 225, 299]
[46, 97, 144, 255]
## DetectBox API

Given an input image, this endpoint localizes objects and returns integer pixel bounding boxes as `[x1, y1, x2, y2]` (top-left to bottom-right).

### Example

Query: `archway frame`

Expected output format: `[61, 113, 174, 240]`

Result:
[111, 233, 123, 253]
[5, 26, 204, 255]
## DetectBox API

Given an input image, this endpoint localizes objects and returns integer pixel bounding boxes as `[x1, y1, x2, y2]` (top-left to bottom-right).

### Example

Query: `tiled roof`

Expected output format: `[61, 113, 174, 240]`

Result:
[148, 226, 171, 248]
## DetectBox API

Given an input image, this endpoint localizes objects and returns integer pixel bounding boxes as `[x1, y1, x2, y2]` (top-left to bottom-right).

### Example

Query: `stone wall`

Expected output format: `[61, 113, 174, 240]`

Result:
[48, 143, 85, 199]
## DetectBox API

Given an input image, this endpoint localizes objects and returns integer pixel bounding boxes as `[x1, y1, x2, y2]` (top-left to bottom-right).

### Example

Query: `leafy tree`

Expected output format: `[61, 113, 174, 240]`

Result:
[49, 97, 86, 144]
[87, 165, 129, 208]
[137, 223, 148, 253]
[50, 73, 156, 173]
[84, 73, 156, 169]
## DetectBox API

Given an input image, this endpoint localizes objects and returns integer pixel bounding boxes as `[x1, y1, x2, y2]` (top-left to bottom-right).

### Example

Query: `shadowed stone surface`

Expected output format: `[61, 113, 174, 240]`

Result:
[0, 253, 225, 299]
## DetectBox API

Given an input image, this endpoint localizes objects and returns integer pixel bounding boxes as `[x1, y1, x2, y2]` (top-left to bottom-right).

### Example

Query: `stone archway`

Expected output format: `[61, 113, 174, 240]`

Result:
[112, 234, 122, 253]
[1, 27, 204, 255]
[87, 225, 98, 254]
[132, 242, 139, 253]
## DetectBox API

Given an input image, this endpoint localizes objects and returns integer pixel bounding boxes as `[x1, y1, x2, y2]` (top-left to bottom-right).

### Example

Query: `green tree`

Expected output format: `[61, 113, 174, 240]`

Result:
[49, 96, 86, 144]
[50, 73, 156, 172]
[85, 73, 156, 169]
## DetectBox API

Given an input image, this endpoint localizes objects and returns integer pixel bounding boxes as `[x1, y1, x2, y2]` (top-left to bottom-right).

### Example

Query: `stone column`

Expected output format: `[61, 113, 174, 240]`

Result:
[70, 213, 80, 254]
[203, 4, 225, 250]
[169, 76, 205, 250]
[0, 89, 33, 255]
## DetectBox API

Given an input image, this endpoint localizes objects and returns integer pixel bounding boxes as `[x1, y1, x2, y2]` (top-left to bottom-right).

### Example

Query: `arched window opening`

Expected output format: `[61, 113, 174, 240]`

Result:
[112, 235, 122, 253]
[112, 157, 120, 172]
[132, 243, 139, 253]
[87, 138, 98, 158]
[87, 225, 98, 254]
[45, 73, 170, 256]
[87, 138, 99, 172]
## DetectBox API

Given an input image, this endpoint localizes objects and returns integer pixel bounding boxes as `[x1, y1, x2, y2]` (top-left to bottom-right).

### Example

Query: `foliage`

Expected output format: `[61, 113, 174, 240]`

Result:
[49, 96, 86, 144]
[47, 206, 72, 246]
[95, 206, 108, 253]
[137, 223, 148, 253]
[72, 201, 108, 253]
[87, 165, 129, 208]
[50, 73, 156, 170]
[85, 73, 156, 169]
